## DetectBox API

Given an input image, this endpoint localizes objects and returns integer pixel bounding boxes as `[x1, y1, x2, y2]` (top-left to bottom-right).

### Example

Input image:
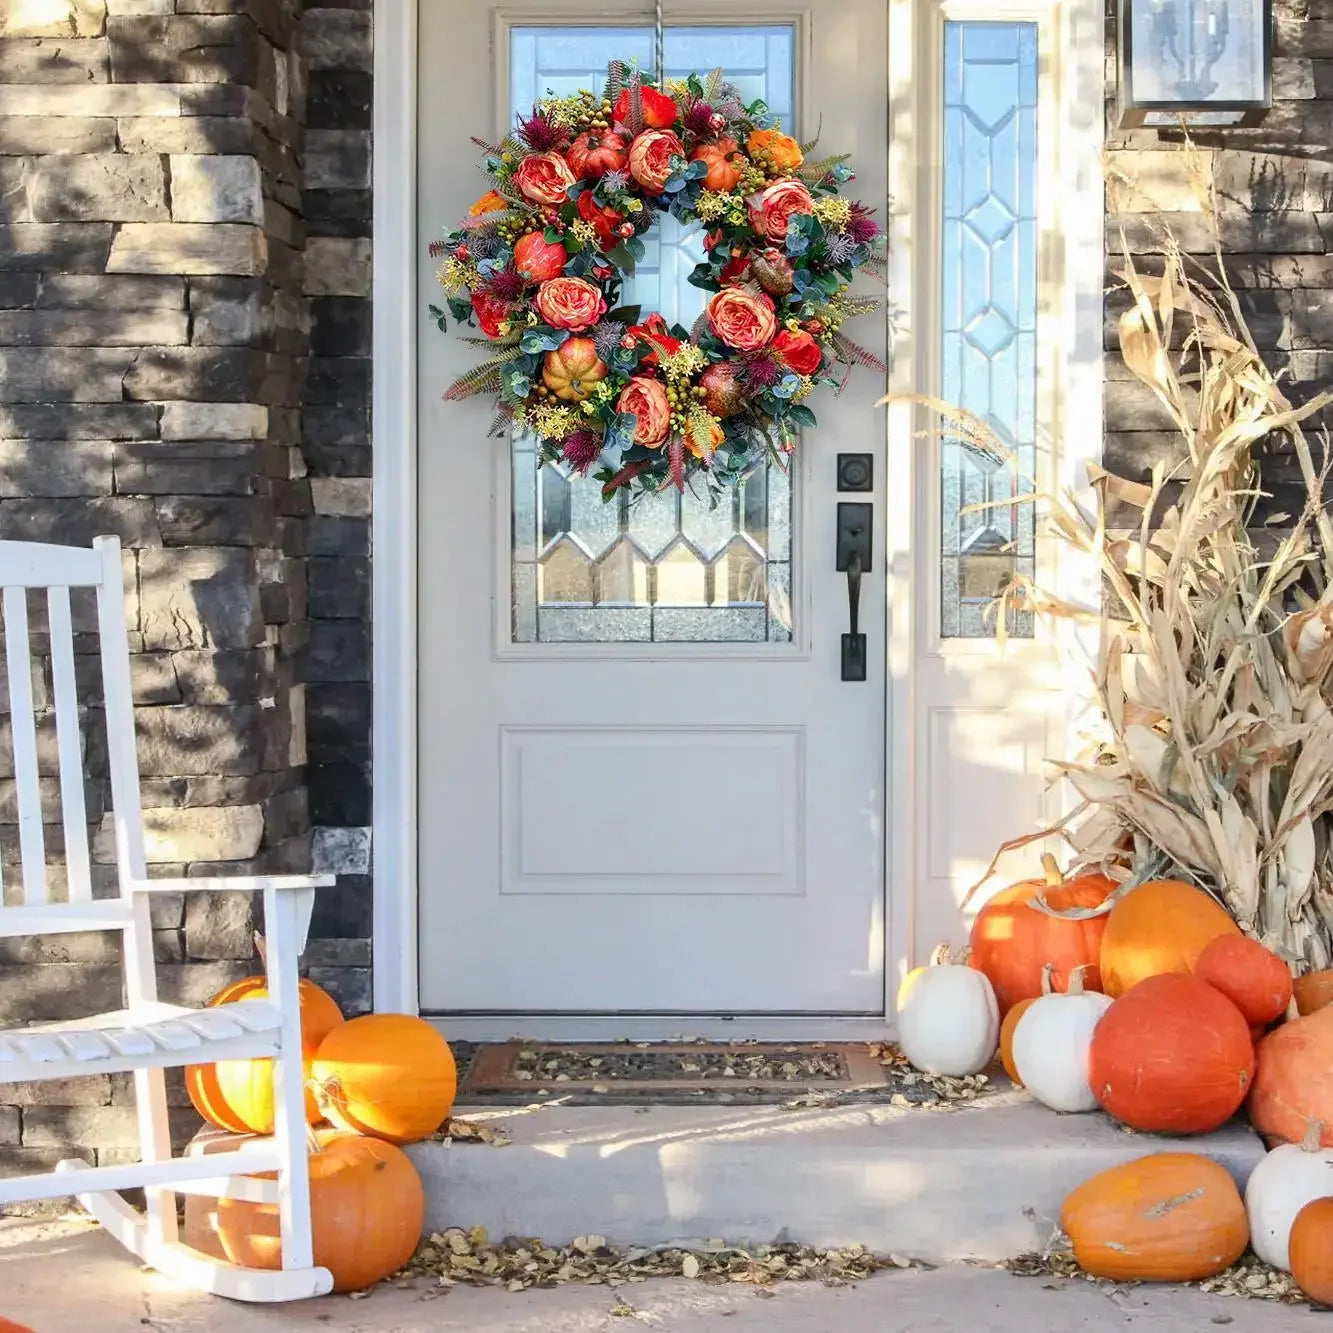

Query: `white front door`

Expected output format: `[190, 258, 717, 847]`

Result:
[416, 1, 891, 1014]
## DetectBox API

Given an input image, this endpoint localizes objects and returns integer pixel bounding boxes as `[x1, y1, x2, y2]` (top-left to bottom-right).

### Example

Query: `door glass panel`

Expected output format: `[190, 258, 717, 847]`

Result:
[940, 21, 1038, 639]
[508, 25, 796, 645]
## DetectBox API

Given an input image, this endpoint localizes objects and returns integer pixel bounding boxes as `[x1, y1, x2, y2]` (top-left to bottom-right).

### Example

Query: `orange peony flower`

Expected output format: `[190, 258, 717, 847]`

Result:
[471, 290, 510, 338]
[617, 375, 672, 446]
[628, 129, 686, 195]
[613, 85, 679, 130]
[747, 178, 815, 243]
[513, 231, 567, 284]
[773, 327, 823, 376]
[513, 151, 576, 206]
[576, 192, 624, 249]
[468, 189, 507, 216]
[706, 288, 777, 352]
[746, 128, 804, 172]
[534, 276, 607, 331]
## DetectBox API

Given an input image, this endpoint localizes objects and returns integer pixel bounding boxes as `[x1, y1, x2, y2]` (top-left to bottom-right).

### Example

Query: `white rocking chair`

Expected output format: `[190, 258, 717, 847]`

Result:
[0, 537, 335, 1301]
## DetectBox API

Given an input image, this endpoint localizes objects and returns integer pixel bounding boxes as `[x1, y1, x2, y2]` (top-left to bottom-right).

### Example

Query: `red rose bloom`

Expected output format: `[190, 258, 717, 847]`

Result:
[773, 328, 823, 376]
[576, 192, 624, 249]
[534, 276, 607, 332]
[747, 178, 815, 243]
[471, 290, 510, 338]
[513, 231, 567, 284]
[628, 129, 686, 195]
[707, 288, 777, 352]
[616, 375, 672, 446]
[628, 312, 681, 365]
[513, 151, 576, 206]
[613, 85, 679, 130]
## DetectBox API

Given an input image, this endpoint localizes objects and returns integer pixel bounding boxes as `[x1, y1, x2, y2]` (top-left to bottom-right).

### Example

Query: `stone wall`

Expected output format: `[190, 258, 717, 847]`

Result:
[0, 0, 370, 1200]
[1104, 0, 1332, 519]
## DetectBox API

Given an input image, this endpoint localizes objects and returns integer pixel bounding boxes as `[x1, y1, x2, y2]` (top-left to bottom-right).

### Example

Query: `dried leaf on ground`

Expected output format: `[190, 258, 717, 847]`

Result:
[438, 1118, 512, 1146]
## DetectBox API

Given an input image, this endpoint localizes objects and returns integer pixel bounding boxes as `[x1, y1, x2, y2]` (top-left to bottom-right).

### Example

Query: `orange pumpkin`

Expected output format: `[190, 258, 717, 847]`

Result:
[186, 966, 344, 1135]
[217, 1129, 424, 1294]
[1293, 969, 1333, 1017]
[1061, 1153, 1248, 1282]
[567, 129, 628, 180]
[1290, 1197, 1333, 1304]
[999, 995, 1038, 1086]
[1195, 934, 1292, 1028]
[1248, 1003, 1333, 1147]
[968, 855, 1115, 1015]
[689, 136, 743, 192]
[0, 1320, 35, 1333]
[1099, 879, 1240, 998]
[542, 336, 608, 402]
[312, 1014, 458, 1145]
[1089, 973, 1254, 1134]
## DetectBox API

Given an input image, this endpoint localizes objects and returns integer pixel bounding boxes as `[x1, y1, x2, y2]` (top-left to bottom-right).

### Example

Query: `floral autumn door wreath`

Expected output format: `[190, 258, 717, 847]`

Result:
[431, 63, 886, 499]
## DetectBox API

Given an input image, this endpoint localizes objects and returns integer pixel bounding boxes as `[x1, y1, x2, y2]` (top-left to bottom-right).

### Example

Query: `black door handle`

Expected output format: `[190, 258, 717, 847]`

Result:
[836, 502, 872, 682]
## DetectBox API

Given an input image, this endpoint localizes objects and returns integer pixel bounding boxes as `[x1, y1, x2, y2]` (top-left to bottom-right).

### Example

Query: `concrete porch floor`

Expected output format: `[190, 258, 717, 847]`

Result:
[408, 1088, 1266, 1263]
[0, 1218, 1322, 1332]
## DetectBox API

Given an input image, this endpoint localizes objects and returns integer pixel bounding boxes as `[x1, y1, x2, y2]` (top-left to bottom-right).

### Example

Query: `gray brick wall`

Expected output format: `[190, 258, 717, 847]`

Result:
[1105, 0, 1331, 520]
[0, 0, 367, 1205]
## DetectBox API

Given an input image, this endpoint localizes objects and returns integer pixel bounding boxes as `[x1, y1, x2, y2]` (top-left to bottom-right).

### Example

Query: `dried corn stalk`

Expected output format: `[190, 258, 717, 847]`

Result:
[889, 229, 1333, 971]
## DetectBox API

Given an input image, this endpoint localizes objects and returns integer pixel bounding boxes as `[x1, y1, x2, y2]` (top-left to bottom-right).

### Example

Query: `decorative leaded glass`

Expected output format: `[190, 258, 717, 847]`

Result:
[508, 25, 796, 645]
[940, 21, 1038, 639]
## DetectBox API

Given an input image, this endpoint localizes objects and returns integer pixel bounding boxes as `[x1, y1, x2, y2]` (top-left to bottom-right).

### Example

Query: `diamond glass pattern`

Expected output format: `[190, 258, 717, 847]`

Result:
[941, 21, 1038, 639]
[508, 26, 796, 644]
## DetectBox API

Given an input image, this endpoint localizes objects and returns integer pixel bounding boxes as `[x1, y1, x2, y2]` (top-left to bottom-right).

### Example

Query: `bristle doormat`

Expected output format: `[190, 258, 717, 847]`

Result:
[455, 1041, 999, 1106]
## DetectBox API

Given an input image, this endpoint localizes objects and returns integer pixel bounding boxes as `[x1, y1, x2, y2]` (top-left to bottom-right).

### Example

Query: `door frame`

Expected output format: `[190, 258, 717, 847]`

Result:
[369, 0, 1106, 1024]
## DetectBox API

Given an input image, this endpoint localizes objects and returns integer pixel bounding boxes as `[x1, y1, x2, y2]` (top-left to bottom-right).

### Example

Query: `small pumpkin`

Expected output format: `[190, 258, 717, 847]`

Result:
[1294, 968, 1333, 1016]
[567, 129, 628, 180]
[968, 855, 1115, 1015]
[216, 1128, 425, 1293]
[1098, 879, 1240, 998]
[1011, 965, 1113, 1113]
[1245, 1121, 1333, 1271]
[1088, 973, 1254, 1134]
[1061, 1153, 1248, 1282]
[541, 336, 609, 402]
[513, 230, 567, 284]
[1194, 934, 1292, 1029]
[312, 1014, 458, 1145]
[689, 136, 743, 192]
[185, 939, 345, 1135]
[1289, 1196, 1333, 1304]
[896, 945, 999, 1078]
[1247, 1003, 1333, 1147]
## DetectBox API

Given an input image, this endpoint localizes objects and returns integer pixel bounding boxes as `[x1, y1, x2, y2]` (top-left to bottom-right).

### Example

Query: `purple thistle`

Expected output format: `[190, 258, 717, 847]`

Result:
[601, 169, 629, 193]
[824, 232, 860, 266]
[465, 231, 502, 260]
[593, 319, 628, 361]
[683, 102, 716, 137]
[561, 428, 603, 475]
[517, 110, 564, 152]
[741, 353, 784, 390]
[847, 203, 880, 245]
[487, 264, 524, 301]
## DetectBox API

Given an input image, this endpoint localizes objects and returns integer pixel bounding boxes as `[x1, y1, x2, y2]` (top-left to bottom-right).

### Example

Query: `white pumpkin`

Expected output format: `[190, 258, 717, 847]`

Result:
[1011, 965, 1112, 1113]
[1246, 1122, 1333, 1270]
[897, 945, 999, 1077]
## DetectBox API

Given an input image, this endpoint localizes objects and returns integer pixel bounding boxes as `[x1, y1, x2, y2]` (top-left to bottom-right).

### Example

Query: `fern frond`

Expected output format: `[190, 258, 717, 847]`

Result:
[797, 152, 850, 183]
[704, 66, 724, 103]
[487, 402, 517, 438]
[668, 435, 686, 491]
[463, 329, 523, 348]
[626, 71, 645, 136]
[831, 332, 888, 376]
[603, 60, 627, 107]
[443, 348, 522, 402]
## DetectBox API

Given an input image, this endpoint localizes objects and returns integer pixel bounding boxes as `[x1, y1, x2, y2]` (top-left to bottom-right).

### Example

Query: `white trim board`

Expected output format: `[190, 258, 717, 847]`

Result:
[369, 0, 1106, 1022]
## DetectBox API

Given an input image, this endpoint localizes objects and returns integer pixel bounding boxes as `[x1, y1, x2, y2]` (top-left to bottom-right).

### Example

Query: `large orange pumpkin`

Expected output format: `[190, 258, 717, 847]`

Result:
[968, 855, 1115, 1014]
[1293, 969, 1333, 1017]
[541, 336, 608, 402]
[312, 1014, 458, 1145]
[1061, 1153, 1248, 1282]
[689, 136, 743, 192]
[1194, 934, 1292, 1028]
[1290, 1197, 1333, 1304]
[1089, 973, 1255, 1134]
[1098, 879, 1240, 997]
[216, 1129, 424, 1293]
[186, 969, 344, 1135]
[1248, 1003, 1333, 1146]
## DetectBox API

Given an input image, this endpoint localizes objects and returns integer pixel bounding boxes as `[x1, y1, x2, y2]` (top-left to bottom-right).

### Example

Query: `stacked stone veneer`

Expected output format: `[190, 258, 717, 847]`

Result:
[0, 0, 372, 1201]
[1105, 0, 1333, 520]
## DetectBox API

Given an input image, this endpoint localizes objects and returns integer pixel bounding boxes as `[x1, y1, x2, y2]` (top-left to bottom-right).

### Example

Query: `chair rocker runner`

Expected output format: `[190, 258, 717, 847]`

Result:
[0, 537, 335, 1302]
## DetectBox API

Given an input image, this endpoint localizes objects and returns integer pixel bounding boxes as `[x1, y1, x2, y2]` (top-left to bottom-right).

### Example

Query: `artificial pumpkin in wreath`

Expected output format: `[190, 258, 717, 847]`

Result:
[430, 62, 885, 498]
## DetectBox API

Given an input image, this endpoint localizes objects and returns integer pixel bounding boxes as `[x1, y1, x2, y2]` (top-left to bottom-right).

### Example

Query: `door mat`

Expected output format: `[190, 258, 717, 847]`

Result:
[455, 1041, 999, 1106]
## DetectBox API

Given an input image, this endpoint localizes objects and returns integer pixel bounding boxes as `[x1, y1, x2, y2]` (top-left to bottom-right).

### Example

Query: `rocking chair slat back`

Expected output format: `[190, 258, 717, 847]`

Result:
[47, 585, 93, 902]
[4, 585, 48, 905]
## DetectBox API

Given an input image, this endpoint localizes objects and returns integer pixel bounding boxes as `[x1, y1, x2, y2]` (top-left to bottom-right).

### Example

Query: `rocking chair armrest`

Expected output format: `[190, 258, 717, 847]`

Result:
[128, 874, 336, 895]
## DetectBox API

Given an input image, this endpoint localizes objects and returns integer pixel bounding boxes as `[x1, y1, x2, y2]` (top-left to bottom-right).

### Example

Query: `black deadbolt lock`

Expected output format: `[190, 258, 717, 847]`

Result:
[836, 453, 873, 492]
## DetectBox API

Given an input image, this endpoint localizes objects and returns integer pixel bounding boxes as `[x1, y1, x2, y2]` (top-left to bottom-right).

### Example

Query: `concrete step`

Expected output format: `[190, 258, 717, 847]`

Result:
[406, 1089, 1264, 1264]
